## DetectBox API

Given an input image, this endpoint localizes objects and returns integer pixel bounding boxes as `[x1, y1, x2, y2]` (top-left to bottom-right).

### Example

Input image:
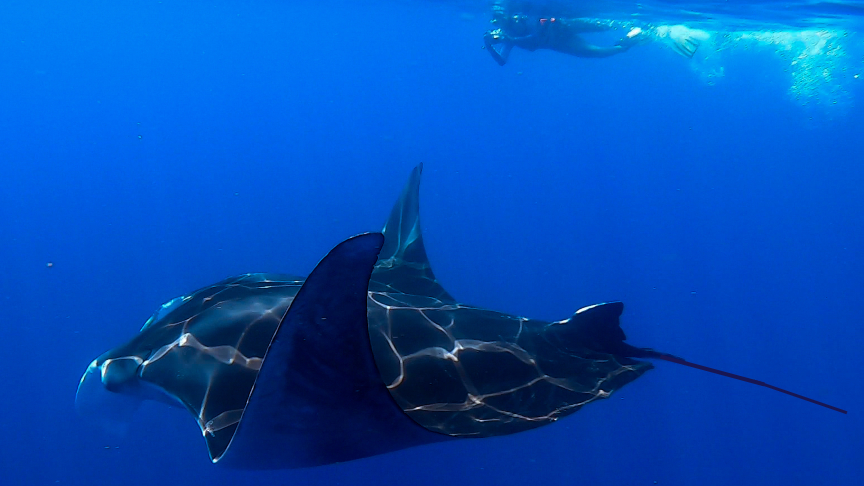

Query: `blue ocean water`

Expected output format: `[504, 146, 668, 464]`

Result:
[0, 0, 861, 484]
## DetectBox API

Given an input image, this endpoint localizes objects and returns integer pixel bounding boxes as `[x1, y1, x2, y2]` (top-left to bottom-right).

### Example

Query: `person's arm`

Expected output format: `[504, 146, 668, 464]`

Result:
[484, 30, 515, 66]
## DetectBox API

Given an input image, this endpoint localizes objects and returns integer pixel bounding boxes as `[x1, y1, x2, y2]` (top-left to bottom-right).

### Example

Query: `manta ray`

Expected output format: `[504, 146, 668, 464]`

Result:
[76, 165, 845, 469]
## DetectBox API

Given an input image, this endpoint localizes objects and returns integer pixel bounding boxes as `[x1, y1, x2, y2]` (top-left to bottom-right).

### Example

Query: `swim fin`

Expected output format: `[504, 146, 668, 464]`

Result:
[655, 25, 708, 59]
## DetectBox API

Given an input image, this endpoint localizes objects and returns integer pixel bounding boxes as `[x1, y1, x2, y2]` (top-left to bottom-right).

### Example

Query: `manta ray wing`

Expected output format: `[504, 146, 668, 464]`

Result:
[366, 166, 655, 437]
[371, 163, 455, 303]
[219, 233, 448, 469]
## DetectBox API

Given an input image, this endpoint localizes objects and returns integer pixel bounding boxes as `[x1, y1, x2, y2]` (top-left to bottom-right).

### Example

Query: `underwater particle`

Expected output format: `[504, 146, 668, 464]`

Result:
[138, 135, 142, 139]
[46, 262, 53, 268]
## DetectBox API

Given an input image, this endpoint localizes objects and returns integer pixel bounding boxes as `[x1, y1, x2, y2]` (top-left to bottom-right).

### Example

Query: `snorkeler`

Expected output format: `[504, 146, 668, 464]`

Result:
[483, 1, 701, 66]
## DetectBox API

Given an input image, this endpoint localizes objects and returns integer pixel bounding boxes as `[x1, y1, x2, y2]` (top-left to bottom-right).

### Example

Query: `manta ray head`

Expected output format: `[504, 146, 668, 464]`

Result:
[76, 290, 202, 428]
[76, 355, 143, 435]
[76, 347, 182, 434]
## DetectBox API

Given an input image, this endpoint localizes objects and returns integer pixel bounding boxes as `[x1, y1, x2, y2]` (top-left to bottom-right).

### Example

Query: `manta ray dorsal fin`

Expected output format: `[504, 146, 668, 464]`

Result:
[373, 164, 455, 303]
[549, 302, 659, 358]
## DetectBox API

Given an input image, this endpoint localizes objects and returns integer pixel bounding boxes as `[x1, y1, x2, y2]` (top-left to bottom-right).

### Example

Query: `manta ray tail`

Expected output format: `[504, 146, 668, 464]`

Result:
[552, 302, 846, 414]
[651, 355, 847, 414]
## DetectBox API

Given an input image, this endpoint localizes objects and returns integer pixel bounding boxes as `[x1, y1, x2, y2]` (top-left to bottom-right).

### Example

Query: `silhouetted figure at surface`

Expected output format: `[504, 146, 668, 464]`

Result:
[483, 1, 700, 65]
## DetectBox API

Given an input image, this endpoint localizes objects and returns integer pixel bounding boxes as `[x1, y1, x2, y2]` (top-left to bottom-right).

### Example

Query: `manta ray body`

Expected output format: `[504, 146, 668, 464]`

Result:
[76, 165, 844, 469]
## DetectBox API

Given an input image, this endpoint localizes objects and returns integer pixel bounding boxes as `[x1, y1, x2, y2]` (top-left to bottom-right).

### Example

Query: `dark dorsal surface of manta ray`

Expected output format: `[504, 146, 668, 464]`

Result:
[76, 165, 845, 470]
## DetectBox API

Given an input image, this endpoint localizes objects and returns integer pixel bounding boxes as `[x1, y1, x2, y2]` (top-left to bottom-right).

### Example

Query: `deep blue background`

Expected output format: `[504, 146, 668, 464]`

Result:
[0, 1, 861, 485]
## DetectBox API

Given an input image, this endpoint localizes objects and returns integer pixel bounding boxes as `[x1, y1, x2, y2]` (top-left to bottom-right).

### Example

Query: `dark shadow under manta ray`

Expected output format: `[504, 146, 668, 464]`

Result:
[76, 165, 846, 470]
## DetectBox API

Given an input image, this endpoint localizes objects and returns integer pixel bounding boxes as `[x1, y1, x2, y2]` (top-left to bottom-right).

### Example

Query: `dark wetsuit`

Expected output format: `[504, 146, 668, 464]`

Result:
[484, 10, 639, 66]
